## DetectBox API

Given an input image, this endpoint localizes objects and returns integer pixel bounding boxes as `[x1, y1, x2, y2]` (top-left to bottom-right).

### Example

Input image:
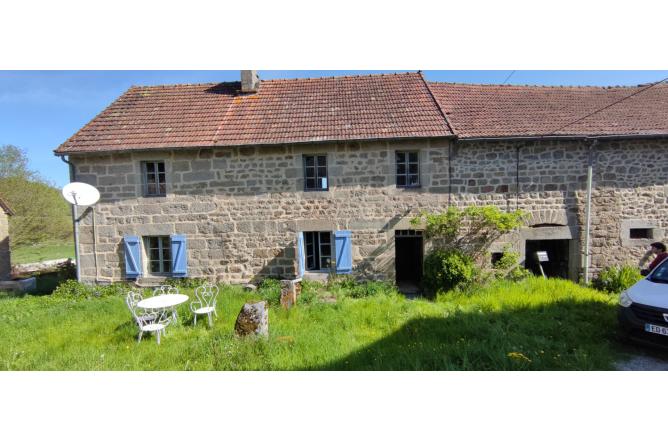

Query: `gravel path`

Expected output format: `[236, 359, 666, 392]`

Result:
[615, 353, 668, 371]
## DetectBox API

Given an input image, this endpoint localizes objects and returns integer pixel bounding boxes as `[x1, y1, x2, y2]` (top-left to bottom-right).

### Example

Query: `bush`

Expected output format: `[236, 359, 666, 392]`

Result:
[492, 249, 532, 282]
[165, 277, 207, 289]
[327, 275, 398, 299]
[52, 279, 90, 298]
[592, 265, 643, 294]
[411, 206, 526, 259]
[52, 280, 133, 299]
[57, 259, 77, 280]
[327, 274, 357, 290]
[299, 280, 323, 304]
[257, 277, 282, 306]
[423, 249, 477, 294]
[348, 280, 398, 299]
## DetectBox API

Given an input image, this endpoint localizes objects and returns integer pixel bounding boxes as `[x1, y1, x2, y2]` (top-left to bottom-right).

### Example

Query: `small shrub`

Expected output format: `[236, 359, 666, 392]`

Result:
[300, 279, 323, 293]
[347, 280, 398, 298]
[57, 259, 77, 280]
[93, 283, 130, 297]
[327, 274, 357, 290]
[52, 279, 91, 298]
[52, 280, 133, 299]
[257, 277, 282, 306]
[492, 249, 532, 282]
[299, 280, 323, 304]
[592, 265, 642, 294]
[423, 249, 477, 294]
[326, 275, 398, 299]
[166, 277, 207, 289]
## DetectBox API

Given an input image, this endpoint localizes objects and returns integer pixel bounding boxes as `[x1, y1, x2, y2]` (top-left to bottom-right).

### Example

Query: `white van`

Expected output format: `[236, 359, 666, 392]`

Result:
[618, 258, 668, 345]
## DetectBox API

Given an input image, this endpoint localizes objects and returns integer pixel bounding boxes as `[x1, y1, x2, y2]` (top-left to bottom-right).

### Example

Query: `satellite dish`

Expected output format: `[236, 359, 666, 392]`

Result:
[62, 182, 100, 206]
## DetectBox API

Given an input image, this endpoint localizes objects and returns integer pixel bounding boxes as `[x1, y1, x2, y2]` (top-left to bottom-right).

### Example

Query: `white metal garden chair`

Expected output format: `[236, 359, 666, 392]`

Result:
[125, 290, 157, 324]
[152, 284, 181, 322]
[190, 283, 219, 327]
[126, 290, 171, 344]
[152, 285, 179, 296]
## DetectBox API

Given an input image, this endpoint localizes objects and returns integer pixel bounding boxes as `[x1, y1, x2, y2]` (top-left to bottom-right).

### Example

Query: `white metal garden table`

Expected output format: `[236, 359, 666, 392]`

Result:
[137, 294, 189, 324]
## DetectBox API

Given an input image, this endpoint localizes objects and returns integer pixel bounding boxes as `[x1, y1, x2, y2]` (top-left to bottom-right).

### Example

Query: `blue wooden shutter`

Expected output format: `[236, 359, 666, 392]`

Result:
[334, 230, 352, 274]
[123, 235, 142, 279]
[171, 234, 188, 278]
[296, 232, 305, 278]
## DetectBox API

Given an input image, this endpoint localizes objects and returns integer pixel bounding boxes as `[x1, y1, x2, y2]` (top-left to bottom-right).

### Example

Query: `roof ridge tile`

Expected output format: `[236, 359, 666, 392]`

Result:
[429, 80, 662, 90]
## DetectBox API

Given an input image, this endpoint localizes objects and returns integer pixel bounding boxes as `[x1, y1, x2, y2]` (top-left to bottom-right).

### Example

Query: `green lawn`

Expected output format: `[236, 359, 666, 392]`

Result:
[0, 277, 620, 370]
[11, 240, 75, 265]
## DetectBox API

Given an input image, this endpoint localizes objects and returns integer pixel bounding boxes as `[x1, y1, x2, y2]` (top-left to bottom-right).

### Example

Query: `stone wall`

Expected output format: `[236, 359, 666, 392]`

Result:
[69, 137, 668, 284]
[0, 211, 10, 281]
[589, 140, 668, 277]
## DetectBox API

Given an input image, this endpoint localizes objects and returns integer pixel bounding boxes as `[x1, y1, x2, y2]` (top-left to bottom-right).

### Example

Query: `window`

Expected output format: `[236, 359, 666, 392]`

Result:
[304, 231, 332, 270]
[630, 228, 653, 239]
[142, 161, 166, 196]
[491, 252, 504, 265]
[649, 258, 668, 284]
[144, 236, 171, 275]
[396, 151, 419, 187]
[303, 155, 328, 191]
[395, 230, 423, 237]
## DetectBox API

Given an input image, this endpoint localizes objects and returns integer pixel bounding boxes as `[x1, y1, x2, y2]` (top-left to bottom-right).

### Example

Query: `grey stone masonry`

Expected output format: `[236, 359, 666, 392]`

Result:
[69, 138, 668, 284]
[0, 210, 10, 281]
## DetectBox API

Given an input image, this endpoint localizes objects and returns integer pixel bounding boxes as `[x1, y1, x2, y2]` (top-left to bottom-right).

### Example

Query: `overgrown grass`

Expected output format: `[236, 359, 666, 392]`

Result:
[11, 240, 74, 264]
[0, 278, 619, 370]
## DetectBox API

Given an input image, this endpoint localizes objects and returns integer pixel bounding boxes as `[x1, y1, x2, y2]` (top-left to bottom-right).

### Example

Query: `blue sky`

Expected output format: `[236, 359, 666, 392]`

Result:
[1, 70, 667, 188]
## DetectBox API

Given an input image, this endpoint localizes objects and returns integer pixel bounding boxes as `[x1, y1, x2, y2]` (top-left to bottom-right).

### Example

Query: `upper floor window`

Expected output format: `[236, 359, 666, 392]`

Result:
[142, 161, 166, 196]
[396, 151, 419, 188]
[303, 155, 328, 191]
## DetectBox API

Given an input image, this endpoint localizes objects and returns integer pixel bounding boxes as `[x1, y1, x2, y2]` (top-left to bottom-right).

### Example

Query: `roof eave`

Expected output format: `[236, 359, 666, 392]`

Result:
[457, 133, 668, 142]
[53, 134, 457, 156]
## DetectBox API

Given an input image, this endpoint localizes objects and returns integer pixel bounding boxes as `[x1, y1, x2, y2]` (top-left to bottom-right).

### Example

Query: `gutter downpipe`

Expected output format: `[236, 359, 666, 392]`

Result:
[583, 139, 598, 284]
[60, 155, 81, 282]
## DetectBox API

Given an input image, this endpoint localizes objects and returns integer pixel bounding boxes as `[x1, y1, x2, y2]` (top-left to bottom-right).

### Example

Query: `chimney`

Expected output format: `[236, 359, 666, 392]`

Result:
[241, 70, 260, 93]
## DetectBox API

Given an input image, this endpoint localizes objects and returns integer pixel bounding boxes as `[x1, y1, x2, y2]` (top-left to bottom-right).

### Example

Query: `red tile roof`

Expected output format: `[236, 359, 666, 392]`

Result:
[54, 73, 668, 155]
[428, 82, 668, 139]
[55, 72, 452, 154]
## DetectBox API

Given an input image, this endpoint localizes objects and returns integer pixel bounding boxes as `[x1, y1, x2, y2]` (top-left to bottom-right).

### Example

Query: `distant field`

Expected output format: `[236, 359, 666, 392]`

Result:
[12, 240, 75, 265]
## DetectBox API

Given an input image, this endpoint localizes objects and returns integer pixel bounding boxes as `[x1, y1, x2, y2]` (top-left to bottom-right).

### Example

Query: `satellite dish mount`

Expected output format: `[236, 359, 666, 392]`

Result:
[61, 182, 101, 283]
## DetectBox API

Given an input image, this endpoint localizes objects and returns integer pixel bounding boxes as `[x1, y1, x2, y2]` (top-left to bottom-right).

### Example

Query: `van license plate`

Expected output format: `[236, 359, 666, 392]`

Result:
[645, 323, 668, 336]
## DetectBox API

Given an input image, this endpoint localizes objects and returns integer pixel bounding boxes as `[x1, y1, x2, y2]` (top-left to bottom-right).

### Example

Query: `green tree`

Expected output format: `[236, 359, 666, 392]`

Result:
[0, 145, 72, 247]
[412, 206, 527, 293]
[411, 206, 526, 259]
[0, 177, 73, 247]
[0, 144, 37, 180]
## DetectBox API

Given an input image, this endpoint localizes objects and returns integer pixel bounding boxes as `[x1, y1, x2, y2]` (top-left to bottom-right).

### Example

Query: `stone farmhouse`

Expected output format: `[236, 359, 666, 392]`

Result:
[0, 196, 14, 281]
[54, 71, 668, 287]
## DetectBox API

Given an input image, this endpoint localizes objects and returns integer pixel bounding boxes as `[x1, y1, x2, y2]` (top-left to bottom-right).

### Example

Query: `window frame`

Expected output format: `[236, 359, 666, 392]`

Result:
[303, 154, 329, 192]
[395, 151, 420, 188]
[144, 236, 172, 276]
[303, 231, 333, 271]
[141, 161, 167, 197]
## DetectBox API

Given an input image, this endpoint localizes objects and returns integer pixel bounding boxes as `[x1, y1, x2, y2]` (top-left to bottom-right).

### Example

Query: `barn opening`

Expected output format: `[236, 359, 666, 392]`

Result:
[524, 239, 571, 279]
[395, 230, 423, 293]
